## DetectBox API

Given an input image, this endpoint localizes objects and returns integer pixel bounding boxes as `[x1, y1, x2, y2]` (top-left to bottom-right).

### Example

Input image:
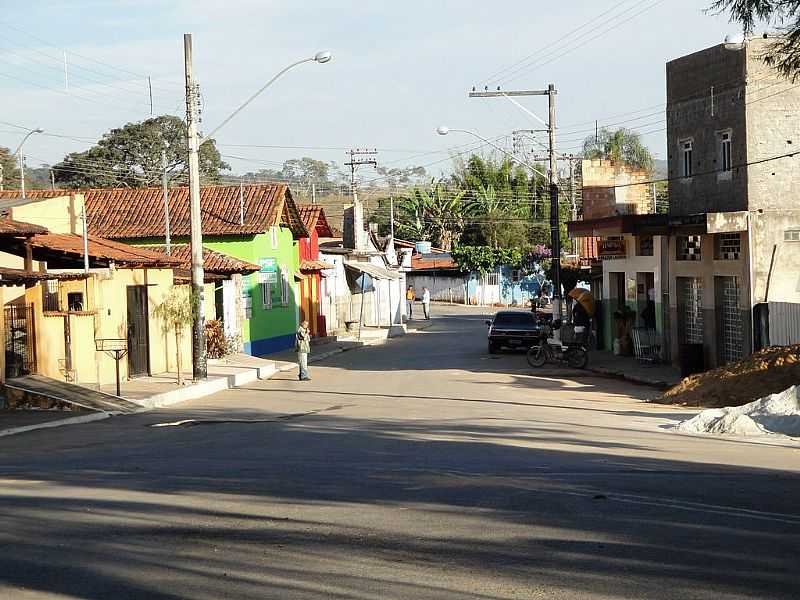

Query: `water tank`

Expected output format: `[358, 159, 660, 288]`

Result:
[415, 241, 432, 254]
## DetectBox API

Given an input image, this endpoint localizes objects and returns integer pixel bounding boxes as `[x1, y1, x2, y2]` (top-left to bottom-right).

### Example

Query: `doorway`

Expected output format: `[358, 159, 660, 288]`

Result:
[126, 286, 150, 377]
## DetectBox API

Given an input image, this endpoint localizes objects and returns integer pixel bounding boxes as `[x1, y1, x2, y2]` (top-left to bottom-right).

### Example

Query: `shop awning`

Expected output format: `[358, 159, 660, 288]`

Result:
[0, 268, 89, 287]
[344, 262, 401, 280]
[300, 259, 334, 272]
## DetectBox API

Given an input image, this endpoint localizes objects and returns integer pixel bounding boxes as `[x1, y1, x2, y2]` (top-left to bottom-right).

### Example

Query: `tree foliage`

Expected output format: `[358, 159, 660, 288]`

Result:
[711, 0, 800, 80]
[52, 115, 229, 188]
[394, 181, 468, 250]
[583, 127, 655, 173]
[0, 146, 20, 188]
[451, 246, 524, 273]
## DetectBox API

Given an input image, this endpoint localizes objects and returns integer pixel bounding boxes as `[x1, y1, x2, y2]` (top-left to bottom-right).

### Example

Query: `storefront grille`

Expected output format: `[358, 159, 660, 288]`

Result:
[719, 276, 744, 363]
[678, 277, 704, 344]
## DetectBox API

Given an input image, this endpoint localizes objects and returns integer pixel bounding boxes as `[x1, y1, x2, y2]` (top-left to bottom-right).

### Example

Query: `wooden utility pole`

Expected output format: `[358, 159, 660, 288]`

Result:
[469, 85, 562, 322]
[162, 149, 171, 255]
[345, 149, 377, 251]
[184, 33, 207, 381]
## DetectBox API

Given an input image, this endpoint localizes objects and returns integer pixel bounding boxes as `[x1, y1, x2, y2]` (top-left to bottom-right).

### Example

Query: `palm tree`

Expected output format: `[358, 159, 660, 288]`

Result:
[583, 127, 655, 173]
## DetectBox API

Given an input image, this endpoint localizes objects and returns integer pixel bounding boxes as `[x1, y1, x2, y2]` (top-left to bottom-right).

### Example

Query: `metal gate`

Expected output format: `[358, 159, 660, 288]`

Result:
[4, 304, 36, 378]
[677, 277, 704, 343]
[717, 276, 744, 364]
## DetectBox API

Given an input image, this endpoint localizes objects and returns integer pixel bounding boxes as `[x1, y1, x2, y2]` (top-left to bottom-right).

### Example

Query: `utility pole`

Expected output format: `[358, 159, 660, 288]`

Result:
[311, 182, 316, 205]
[162, 150, 171, 255]
[389, 195, 395, 239]
[50, 168, 55, 191]
[239, 176, 245, 226]
[184, 33, 207, 381]
[0, 164, 4, 191]
[569, 155, 577, 255]
[469, 85, 562, 322]
[344, 148, 377, 251]
[81, 205, 89, 273]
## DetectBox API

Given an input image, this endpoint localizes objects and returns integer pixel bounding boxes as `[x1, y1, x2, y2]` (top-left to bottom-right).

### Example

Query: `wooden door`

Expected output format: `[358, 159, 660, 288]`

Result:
[126, 286, 150, 377]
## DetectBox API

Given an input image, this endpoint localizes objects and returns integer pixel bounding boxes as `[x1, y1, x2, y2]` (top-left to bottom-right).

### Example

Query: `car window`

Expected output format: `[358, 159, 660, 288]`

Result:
[493, 313, 535, 326]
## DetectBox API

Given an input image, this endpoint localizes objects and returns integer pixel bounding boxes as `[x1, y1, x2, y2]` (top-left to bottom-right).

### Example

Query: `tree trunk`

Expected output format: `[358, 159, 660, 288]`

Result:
[175, 328, 183, 386]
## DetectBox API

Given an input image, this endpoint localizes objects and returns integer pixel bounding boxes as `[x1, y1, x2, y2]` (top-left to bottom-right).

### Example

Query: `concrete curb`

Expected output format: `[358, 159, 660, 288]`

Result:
[0, 411, 111, 439]
[586, 366, 672, 389]
[129, 362, 278, 409]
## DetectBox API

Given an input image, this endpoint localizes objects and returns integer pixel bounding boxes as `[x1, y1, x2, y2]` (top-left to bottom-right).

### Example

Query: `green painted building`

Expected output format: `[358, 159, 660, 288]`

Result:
[85, 184, 308, 356]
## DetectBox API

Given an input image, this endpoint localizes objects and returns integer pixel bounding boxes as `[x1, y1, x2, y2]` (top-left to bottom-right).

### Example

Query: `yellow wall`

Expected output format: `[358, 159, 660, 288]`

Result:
[8, 193, 84, 234]
[23, 268, 216, 387]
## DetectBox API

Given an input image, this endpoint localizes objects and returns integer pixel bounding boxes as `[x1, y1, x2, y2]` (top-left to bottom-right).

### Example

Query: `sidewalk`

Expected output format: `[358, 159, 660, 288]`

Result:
[588, 350, 682, 389]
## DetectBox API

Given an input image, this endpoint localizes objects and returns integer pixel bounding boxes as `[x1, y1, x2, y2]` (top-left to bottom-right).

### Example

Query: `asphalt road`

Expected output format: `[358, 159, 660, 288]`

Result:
[1, 305, 798, 599]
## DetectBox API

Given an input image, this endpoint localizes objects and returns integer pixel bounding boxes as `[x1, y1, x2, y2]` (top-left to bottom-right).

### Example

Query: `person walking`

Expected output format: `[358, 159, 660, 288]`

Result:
[406, 286, 415, 320]
[422, 287, 431, 320]
[296, 320, 312, 381]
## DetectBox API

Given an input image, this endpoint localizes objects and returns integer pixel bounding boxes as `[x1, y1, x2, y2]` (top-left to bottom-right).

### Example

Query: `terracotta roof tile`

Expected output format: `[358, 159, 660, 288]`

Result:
[25, 234, 183, 267]
[297, 205, 334, 237]
[0, 190, 76, 200]
[300, 259, 334, 272]
[142, 244, 260, 275]
[84, 184, 308, 240]
[410, 254, 458, 271]
[0, 267, 88, 287]
[0, 217, 49, 235]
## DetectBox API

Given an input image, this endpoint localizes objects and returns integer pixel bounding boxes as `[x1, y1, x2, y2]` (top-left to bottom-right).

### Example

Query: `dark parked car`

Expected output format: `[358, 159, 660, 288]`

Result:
[486, 311, 542, 353]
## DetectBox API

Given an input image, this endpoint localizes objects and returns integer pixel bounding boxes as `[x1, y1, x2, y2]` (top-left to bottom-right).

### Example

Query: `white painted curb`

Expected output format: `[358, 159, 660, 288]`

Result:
[0, 411, 110, 439]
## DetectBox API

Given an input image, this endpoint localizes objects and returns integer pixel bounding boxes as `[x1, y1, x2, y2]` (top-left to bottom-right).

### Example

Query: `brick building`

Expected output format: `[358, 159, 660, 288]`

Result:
[664, 37, 800, 370]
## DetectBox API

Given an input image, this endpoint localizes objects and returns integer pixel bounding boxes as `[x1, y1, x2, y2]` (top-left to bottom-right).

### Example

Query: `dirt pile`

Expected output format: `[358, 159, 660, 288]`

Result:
[657, 345, 800, 408]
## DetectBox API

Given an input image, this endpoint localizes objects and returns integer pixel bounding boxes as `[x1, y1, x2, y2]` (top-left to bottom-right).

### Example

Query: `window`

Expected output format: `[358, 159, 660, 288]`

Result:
[637, 235, 654, 257]
[785, 229, 800, 242]
[67, 292, 84, 312]
[677, 235, 702, 261]
[260, 282, 272, 309]
[719, 130, 732, 172]
[715, 233, 741, 260]
[270, 226, 278, 249]
[43, 279, 60, 312]
[280, 268, 290, 306]
[681, 139, 693, 177]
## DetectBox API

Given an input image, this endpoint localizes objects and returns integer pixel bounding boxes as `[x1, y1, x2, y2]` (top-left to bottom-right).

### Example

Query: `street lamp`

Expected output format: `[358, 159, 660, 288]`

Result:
[183, 33, 331, 381]
[436, 126, 547, 179]
[12, 128, 44, 200]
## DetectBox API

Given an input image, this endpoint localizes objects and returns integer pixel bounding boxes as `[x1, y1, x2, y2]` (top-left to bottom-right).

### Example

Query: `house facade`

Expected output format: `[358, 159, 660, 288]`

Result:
[83, 184, 309, 356]
[665, 38, 800, 369]
[297, 205, 334, 337]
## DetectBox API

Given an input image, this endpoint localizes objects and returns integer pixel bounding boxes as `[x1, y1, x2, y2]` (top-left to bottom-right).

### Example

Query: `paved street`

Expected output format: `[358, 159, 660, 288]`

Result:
[1, 305, 798, 599]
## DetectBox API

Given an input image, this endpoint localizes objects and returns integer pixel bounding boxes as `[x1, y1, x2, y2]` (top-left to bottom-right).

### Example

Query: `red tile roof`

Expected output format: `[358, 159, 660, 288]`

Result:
[297, 205, 334, 238]
[0, 217, 48, 235]
[410, 254, 459, 271]
[84, 184, 308, 240]
[0, 190, 76, 200]
[142, 244, 260, 275]
[0, 267, 88, 287]
[25, 234, 183, 267]
[300, 259, 334, 272]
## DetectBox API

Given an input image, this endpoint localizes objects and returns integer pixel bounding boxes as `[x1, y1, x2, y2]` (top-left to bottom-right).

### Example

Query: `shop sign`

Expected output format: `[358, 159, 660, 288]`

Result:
[599, 239, 626, 258]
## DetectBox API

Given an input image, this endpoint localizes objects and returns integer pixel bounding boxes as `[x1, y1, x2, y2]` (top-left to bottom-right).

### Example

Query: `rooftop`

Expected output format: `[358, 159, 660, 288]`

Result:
[84, 184, 308, 240]
[142, 244, 260, 275]
[297, 205, 334, 238]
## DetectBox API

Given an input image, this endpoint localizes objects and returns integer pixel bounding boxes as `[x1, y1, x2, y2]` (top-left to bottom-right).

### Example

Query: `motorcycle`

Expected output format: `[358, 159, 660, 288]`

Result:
[526, 320, 589, 369]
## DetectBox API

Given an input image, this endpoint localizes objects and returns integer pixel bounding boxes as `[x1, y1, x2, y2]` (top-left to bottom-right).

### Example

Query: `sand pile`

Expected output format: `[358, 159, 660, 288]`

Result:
[657, 345, 800, 408]
[675, 386, 800, 438]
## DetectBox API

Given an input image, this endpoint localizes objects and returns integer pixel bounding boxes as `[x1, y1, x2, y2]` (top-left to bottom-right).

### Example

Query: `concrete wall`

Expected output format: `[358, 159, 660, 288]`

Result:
[666, 43, 748, 215]
[7, 193, 85, 234]
[601, 233, 664, 352]
[750, 211, 800, 304]
[407, 272, 466, 304]
[666, 233, 751, 369]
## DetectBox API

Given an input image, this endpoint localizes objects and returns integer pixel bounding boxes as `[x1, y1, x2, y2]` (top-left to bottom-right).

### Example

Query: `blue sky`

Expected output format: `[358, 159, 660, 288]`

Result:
[0, 1, 740, 181]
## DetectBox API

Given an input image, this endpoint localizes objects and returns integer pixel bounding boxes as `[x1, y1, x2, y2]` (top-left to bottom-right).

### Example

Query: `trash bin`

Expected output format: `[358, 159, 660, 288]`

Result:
[679, 343, 704, 377]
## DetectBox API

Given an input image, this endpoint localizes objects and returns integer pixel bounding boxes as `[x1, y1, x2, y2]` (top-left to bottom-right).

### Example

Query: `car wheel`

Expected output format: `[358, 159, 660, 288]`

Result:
[488, 342, 498, 354]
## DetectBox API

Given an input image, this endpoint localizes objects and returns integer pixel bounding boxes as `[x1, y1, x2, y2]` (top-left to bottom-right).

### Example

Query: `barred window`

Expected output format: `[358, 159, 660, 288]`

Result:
[260, 282, 272, 309]
[719, 131, 732, 172]
[677, 235, 702, 261]
[637, 235, 654, 257]
[715, 233, 741, 260]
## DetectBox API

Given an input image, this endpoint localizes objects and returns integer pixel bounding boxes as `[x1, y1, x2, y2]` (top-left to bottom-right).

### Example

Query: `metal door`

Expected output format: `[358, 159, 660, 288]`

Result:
[4, 304, 36, 378]
[126, 286, 150, 377]
[717, 276, 744, 364]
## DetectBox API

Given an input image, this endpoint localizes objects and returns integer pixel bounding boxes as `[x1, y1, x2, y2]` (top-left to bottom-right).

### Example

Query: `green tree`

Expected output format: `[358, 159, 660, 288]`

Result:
[52, 115, 229, 188]
[0, 146, 21, 189]
[151, 286, 195, 386]
[583, 127, 655, 173]
[712, 0, 800, 79]
[394, 181, 469, 250]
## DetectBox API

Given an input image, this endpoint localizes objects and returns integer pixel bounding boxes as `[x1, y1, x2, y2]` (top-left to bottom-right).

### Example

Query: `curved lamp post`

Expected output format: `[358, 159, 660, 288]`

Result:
[12, 128, 44, 199]
[436, 126, 547, 178]
[184, 38, 332, 381]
